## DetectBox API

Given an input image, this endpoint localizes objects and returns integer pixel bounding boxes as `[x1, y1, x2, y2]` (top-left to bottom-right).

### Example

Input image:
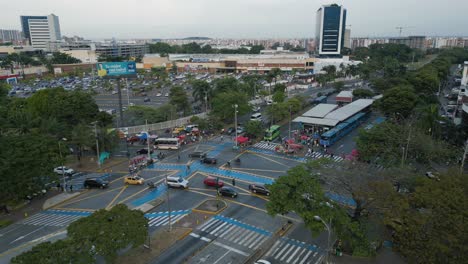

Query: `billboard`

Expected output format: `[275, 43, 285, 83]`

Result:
[97, 62, 136, 77]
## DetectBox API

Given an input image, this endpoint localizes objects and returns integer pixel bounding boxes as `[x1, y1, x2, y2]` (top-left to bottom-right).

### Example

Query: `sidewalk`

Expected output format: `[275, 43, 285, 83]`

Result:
[66, 156, 129, 173]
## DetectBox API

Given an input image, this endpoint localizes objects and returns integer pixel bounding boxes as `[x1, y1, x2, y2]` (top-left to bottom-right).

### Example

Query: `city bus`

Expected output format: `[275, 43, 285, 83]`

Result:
[154, 138, 180, 150]
[264, 125, 281, 141]
[320, 112, 368, 147]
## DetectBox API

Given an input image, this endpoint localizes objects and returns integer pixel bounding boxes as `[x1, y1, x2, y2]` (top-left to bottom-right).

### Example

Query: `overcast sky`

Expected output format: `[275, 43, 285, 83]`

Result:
[2, 0, 468, 39]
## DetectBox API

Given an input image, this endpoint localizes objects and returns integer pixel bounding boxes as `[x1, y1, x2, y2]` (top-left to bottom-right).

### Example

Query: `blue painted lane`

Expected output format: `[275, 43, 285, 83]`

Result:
[145, 209, 191, 218]
[43, 210, 92, 216]
[214, 215, 272, 236]
[130, 184, 168, 206]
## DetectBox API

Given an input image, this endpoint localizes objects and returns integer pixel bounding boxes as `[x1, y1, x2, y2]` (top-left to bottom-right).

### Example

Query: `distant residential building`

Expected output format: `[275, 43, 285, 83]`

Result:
[462, 61, 468, 87]
[351, 38, 388, 49]
[20, 14, 61, 50]
[389, 36, 426, 50]
[316, 4, 347, 56]
[0, 30, 23, 44]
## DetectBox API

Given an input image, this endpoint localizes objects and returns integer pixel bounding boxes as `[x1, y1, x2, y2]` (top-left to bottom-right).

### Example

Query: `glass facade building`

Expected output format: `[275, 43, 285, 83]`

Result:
[316, 5, 347, 56]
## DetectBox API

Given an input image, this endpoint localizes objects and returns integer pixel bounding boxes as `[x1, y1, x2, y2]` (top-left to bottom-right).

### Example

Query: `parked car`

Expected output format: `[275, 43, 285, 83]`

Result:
[236, 126, 245, 134]
[218, 187, 238, 198]
[226, 127, 235, 135]
[156, 93, 162, 97]
[166, 176, 189, 189]
[84, 178, 109, 189]
[202, 157, 217, 164]
[124, 176, 144, 185]
[112, 90, 118, 95]
[144, 97, 151, 102]
[127, 136, 140, 143]
[189, 151, 207, 158]
[136, 148, 153, 155]
[164, 93, 169, 97]
[53, 166, 75, 176]
[203, 176, 224, 188]
[248, 183, 270, 196]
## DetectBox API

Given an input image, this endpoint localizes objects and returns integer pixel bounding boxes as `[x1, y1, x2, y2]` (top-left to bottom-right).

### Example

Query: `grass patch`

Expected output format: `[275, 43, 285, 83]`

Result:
[0, 219, 13, 228]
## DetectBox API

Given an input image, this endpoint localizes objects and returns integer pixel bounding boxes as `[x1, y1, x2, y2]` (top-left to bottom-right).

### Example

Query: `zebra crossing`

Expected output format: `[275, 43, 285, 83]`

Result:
[192, 215, 322, 264]
[18, 209, 190, 228]
[252, 141, 281, 151]
[146, 210, 189, 227]
[192, 215, 271, 251]
[20, 209, 92, 227]
[305, 151, 344, 162]
[264, 237, 324, 264]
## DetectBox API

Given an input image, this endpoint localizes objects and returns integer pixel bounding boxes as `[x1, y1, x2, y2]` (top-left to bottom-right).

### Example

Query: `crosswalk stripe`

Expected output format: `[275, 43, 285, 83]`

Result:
[218, 224, 236, 238]
[148, 216, 163, 226]
[236, 229, 255, 245]
[151, 216, 169, 226]
[210, 222, 228, 235]
[280, 243, 296, 262]
[223, 226, 243, 241]
[286, 245, 303, 263]
[275, 242, 291, 259]
[265, 240, 281, 256]
[298, 250, 313, 264]
[291, 248, 308, 264]
[242, 232, 259, 247]
[253, 236, 268, 250]
[233, 229, 253, 244]
[200, 219, 220, 232]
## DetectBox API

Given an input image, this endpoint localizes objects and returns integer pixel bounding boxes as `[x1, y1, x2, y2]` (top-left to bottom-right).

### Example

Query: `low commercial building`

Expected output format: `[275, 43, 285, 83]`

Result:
[61, 49, 98, 63]
[142, 54, 171, 69]
[95, 42, 149, 59]
[335, 90, 354, 104]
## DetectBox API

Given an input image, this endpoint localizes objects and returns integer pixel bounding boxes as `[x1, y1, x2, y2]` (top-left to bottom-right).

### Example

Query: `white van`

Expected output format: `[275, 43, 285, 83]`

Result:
[250, 113, 262, 121]
[166, 176, 189, 189]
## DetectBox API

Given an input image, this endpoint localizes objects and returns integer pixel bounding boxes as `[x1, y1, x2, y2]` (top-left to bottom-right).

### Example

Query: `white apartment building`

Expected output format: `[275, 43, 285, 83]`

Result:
[20, 14, 61, 50]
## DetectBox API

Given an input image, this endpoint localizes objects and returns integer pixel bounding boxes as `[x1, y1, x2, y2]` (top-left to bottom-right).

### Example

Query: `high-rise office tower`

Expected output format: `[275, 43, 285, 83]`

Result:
[316, 4, 347, 56]
[20, 14, 61, 50]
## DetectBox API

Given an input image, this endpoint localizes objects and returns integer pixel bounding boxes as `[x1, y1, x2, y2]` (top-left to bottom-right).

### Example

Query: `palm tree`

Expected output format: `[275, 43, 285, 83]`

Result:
[71, 123, 94, 166]
[191, 80, 213, 110]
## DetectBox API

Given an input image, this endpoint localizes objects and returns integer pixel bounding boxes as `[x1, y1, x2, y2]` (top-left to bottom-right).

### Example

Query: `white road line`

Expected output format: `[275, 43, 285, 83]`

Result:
[190, 233, 200, 238]
[253, 236, 268, 250]
[201, 236, 212, 242]
[218, 224, 236, 238]
[298, 250, 313, 264]
[212, 241, 248, 256]
[213, 250, 231, 264]
[291, 248, 308, 264]
[156, 217, 171, 226]
[240, 231, 258, 247]
[280, 243, 297, 262]
[223, 226, 243, 241]
[210, 222, 228, 235]
[148, 216, 164, 226]
[275, 243, 292, 260]
[200, 219, 220, 232]
[265, 240, 281, 256]
[249, 233, 265, 249]
[286, 245, 302, 263]
[233, 229, 253, 244]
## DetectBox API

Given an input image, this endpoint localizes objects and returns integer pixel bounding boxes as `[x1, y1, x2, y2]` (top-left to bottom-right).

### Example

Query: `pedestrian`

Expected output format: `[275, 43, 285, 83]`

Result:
[227, 161, 231, 168]
[221, 135, 224, 142]
[232, 178, 236, 186]
[70, 184, 73, 192]
[307, 148, 312, 155]
[177, 154, 180, 161]
[330, 153, 334, 158]
[187, 164, 191, 171]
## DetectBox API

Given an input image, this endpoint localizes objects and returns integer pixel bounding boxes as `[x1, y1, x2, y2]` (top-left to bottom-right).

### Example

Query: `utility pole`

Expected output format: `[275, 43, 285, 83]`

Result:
[146, 120, 151, 161]
[117, 78, 124, 128]
[461, 139, 468, 174]
[204, 90, 208, 112]
[166, 176, 172, 231]
[94, 122, 101, 168]
[288, 104, 292, 139]
[234, 104, 238, 147]
[126, 78, 130, 106]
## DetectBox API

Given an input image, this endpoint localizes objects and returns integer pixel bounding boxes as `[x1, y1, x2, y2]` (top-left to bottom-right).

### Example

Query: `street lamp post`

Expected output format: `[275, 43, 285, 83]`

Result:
[58, 138, 68, 192]
[288, 104, 292, 140]
[92, 122, 101, 168]
[166, 175, 172, 231]
[314, 215, 332, 264]
[234, 104, 238, 147]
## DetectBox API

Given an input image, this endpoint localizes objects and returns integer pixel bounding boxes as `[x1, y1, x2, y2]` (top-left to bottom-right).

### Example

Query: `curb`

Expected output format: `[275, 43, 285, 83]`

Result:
[177, 228, 193, 241]
[42, 191, 85, 210]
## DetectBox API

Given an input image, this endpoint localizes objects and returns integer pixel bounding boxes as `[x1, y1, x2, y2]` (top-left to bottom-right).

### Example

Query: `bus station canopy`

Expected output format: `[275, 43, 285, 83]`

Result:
[302, 104, 339, 118]
[324, 99, 374, 122]
[293, 116, 340, 127]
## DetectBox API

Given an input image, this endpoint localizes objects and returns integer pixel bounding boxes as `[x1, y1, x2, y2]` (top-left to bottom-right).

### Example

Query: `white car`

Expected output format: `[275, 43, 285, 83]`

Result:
[156, 93, 162, 97]
[166, 176, 189, 189]
[266, 100, 273, 105]
[54, 166, 75, 176]
[112, 91, 118, 95]
[164, 93, 169, 97]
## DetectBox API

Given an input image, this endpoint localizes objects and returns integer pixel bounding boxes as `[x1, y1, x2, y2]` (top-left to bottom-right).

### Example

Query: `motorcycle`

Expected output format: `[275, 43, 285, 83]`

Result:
[147, 181, 157, 189]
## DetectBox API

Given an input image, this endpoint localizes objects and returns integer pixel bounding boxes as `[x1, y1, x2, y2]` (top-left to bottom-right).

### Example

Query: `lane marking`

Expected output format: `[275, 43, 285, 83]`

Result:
[118, 178, 165, 204]
[213, 241, 249, 256]
[213, 250, 231, 264]
[249, 152, 289, 166]
[106, 185, 128, 210]
[230, 167, 287, 173]
[9, 226, 45, 244]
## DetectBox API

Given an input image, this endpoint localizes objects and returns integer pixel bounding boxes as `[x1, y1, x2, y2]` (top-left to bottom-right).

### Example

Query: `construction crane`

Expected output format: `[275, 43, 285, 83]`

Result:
[395, 26, 414, 37]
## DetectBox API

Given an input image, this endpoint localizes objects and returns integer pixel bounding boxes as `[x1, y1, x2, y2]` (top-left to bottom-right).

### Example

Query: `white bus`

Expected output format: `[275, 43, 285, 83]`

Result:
[154, 138, 180, 150]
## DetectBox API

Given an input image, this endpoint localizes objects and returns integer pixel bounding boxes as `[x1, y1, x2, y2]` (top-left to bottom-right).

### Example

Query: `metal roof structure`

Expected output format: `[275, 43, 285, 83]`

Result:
[302, 104, 339, 118]
[292, 116, 340, 127]
[336, 91, 353, 98]
[324, 99, 374, 122]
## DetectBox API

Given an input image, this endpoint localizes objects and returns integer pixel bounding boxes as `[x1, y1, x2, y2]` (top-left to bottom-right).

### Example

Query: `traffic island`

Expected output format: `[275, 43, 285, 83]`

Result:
[192, 198, 227, 214]
[115, 227, 192, 264]
[175, 199, 227, 230]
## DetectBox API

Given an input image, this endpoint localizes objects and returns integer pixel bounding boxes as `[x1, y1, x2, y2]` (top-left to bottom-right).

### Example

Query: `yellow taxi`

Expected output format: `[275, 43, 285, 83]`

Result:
[124, 175, 144, 185]
[172, 126, 185, 135]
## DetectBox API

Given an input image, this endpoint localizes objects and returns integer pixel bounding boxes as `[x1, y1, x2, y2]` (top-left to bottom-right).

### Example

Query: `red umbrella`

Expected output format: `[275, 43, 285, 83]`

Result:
[235, 136, 249, 144]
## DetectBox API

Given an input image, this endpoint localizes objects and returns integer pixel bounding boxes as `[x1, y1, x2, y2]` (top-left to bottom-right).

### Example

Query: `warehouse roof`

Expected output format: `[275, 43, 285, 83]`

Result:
[325, 99, 374, 122]
[292, 116, 340, 127]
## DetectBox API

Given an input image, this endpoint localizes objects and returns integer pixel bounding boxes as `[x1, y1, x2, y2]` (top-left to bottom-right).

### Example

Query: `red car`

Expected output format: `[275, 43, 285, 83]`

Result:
[203, 176, 224, 188]
[127, 136, 140, 143]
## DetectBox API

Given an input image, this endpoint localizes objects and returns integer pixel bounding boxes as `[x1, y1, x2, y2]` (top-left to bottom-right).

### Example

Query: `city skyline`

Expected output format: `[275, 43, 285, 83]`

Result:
[1, 0, 468, 39]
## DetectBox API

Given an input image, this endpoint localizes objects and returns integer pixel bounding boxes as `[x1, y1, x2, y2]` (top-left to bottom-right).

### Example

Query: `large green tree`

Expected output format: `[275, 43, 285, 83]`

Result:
[377, 85, 417, 118]
[67, 204, 148, 263]
[211, 91, 250, 120]
[169, 85, 190, 114]
[11, 240, 93, 264]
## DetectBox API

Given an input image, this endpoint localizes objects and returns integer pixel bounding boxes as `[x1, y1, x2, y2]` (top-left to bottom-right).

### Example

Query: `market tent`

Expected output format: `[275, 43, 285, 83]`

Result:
[235, 136, 249, 144]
